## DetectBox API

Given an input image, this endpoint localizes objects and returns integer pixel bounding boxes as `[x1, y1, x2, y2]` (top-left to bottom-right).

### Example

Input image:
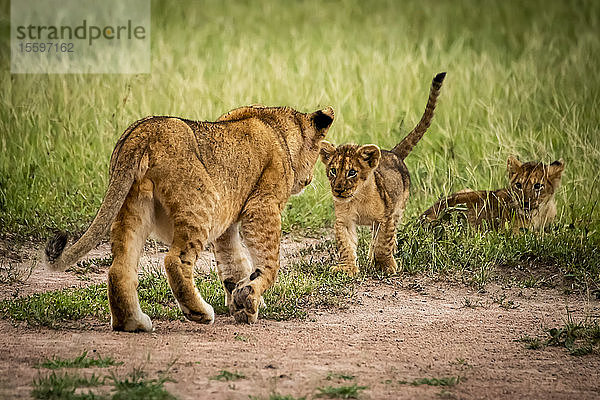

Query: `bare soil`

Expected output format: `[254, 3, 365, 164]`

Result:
[0, 236, 599, 399]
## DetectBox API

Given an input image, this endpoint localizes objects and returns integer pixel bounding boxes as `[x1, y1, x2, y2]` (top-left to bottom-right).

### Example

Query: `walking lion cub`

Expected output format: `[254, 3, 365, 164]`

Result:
[46, 105, 335, 331]
[319, 73, 446, 275]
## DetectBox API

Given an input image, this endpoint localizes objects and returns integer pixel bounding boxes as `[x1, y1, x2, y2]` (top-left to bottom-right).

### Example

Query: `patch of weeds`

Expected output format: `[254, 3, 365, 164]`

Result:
[520, 314, 599, 355]
[109, 367, 176, 400]
[210, 370, 245, 381]
[326, 372, 355, 381]
[251, 394, 307, 400]
[37, 350, 122, 370]
[492, 293, 519, 310]
[462, 297, 481, 309]
[315, 383, 367, 399]
[518, 275, 547, 288]
[399, 376, 461, 387]
[518, 335, 544, 350]
[546, 317, 600, 356]
[0, 258, 35, 284]
[234, 333, 249, 342]
[67, 256, 113, 276]
[31, 371, 104, 400]
[395, 220, 600, 290]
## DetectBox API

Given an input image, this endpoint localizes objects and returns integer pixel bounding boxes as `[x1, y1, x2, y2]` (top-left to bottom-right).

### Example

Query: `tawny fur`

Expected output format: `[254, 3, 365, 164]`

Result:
[422, 156, 565, 231]
[319, 73, 445, 276]
[45, 105, 334, 331]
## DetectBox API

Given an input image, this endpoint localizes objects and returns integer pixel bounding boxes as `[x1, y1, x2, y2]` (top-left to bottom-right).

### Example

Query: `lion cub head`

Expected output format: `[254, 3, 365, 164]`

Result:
[319, 142, 381, 201]
[217, 105, 335, 195]
[507, 156, 565, 214]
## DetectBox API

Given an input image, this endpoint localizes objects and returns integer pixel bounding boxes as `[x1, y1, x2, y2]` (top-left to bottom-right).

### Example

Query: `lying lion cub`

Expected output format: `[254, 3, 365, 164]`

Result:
[320, 73, 446, 275]
[45, 105, 334, 331]
[421, 156, 565, 231]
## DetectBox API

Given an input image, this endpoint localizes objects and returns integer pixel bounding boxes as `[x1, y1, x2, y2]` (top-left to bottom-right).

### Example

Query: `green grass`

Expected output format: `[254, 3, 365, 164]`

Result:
[36, 351, 122, 370]
[315, 384, 368, 399]
[0, 251, 354, 328]
[108, 367, 176, 400]
[209, 370, 245, 382]
[519, 313, 600, 355]
[32, 363, 177, 400]
[31, 372, 104, 400]
[1, 0, 599, 239]
[399, 376, 462, 387]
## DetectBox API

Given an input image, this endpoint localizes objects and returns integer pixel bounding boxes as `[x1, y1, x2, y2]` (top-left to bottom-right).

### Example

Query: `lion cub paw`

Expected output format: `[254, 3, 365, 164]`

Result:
[112, 312, 153, 333]
[331, 263, 359, 276]
[232, 280, 260, 324]
[374, 257, 398, 275]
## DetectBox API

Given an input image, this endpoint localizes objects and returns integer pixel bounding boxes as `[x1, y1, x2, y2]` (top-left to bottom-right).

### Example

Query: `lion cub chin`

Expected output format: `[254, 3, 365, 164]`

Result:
[422, 156, 565, 231]
[320, 72, 446, 276]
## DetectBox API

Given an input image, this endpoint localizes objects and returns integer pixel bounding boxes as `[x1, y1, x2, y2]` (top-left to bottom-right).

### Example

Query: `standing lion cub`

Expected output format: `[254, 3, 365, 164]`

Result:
[45, 105, 334, 331]
[320, 73, 446, 275]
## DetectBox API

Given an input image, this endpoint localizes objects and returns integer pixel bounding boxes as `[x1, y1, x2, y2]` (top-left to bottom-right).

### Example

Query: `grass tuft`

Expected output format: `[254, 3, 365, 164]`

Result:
[31, 371, 104, 400]
[36, 350, 122, 370]
[315, 384, 368, 399]
[209, 370, 246, 382]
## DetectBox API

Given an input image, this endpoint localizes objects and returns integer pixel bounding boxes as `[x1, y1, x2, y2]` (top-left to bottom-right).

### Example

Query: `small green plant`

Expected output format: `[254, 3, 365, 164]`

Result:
[234, 333, 249, 342]
[109, 367, 176, 400]
[399, 376, 461, 387]
[520, 313, 600, 355]
[545, 317, 600, 356]
[67, 256, 113, 276]
[31, 371, 104, 400]
[210, 370, 246, 381]
[37, 350, 122, 370]
[326, 372, 355, 381]
[315, 384, 367, 399]
[0, 259, 35, 284]
[518, 336, 544, 350]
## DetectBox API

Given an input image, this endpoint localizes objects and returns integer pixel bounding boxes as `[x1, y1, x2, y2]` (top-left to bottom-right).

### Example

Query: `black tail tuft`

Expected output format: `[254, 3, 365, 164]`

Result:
[45, 231, 68, 263]
[434, 72, 446, 83]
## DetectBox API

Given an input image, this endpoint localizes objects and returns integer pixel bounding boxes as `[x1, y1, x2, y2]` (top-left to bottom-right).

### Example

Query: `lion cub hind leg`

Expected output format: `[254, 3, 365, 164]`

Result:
[214, 223, 253, 313]
[372, 216, 399, 274]
[108, 178, 155, 332]
[332, 219, 359, 276]
[165, 227, 215, 325]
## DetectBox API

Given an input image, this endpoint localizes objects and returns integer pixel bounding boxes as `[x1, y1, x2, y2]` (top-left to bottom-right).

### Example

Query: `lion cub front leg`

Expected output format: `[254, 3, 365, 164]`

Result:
[214, 223, 253, 312]
[372, 216, 399, 274]
[332, 218, 359, 276]
[231, 203, 282, 324]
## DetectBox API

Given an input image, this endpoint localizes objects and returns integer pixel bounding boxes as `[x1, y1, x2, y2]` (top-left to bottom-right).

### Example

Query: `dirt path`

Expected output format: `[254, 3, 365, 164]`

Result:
[0, 238, 599, 399]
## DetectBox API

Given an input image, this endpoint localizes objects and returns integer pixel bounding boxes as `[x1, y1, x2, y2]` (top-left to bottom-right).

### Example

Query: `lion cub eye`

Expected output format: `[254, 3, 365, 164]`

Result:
[515, 182, 523, 189]
[533, 183, 543, 190]
[329, 167, 337, 177]
[347, 169, 357, 178]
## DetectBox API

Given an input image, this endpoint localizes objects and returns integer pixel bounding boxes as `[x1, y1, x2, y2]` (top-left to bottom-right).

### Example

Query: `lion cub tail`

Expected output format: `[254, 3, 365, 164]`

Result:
[421, 189, 478, 221]
[45, 117, 153, 271]
[392, 72, 446, 160]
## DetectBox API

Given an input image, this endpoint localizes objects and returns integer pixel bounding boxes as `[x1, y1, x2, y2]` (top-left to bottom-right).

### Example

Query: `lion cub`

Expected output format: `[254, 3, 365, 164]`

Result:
[320, 72, 446, 275]
[421, 156, 565, 231]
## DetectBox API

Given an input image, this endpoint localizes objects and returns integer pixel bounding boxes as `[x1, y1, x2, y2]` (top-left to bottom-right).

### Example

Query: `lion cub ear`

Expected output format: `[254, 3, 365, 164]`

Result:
[311, 107, 335, 136]
[548, 158, 565, 184]
[507, 155, 522, 177]
[319, 141, 336, 164]
[357, 144, 381, 169]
